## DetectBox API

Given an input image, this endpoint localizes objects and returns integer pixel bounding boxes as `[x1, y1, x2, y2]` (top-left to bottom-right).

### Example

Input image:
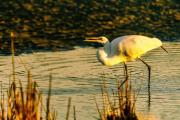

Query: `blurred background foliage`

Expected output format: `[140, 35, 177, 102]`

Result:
[0, 0, 180, 53]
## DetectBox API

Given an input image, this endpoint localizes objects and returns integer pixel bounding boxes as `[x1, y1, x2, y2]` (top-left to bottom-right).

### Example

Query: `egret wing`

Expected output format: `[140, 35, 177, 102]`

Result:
[119, 35, 162, 58]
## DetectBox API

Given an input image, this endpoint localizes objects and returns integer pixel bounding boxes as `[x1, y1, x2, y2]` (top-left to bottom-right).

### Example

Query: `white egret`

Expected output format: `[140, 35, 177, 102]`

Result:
[84, 35, 167, 97]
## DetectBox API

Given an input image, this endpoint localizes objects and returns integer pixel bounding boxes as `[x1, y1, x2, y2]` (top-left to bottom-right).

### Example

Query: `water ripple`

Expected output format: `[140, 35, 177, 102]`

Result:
[0, 42, 179, 120]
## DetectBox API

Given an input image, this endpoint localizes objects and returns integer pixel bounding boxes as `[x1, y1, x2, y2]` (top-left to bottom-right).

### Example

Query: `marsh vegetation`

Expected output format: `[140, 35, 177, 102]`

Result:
[0, 0, 180, 54]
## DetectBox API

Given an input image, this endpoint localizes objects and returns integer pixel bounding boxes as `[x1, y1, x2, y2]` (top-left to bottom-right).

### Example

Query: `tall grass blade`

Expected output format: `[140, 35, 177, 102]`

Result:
[46, 74, 52, 120]
[66, 97, 71, 120]
[94, 96, 102, 120]
[10, 32, 16, 82]
[73, 106, 76, 120]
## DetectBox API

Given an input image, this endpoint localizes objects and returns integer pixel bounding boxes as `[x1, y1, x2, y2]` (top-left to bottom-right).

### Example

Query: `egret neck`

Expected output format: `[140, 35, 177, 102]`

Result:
[97, 41, 122, 66]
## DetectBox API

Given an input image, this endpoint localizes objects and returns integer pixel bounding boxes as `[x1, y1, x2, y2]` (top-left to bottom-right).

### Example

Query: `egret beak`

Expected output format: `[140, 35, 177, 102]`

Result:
[84, 37, 101, 42]
[160, 46, 168, 53]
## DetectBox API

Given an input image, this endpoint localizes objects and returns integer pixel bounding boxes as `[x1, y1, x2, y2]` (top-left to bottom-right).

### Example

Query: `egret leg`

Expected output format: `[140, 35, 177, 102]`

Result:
[123, 63, 129, 99]
[138, 58, 151, 107]
[119, 61, 130, 105]
[124, 62, 129, 81]
[160, 46, 168, 53]
[123, 62, 130, 106]
[119, 63, 129, 89]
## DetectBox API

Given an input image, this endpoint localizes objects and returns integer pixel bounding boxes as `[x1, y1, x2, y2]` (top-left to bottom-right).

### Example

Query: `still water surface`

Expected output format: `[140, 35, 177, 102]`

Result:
[0, 42, 179, 120]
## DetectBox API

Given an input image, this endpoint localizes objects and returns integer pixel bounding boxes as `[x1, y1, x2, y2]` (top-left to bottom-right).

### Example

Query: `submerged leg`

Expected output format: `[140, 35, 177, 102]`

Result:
[138, 58, 151, 107]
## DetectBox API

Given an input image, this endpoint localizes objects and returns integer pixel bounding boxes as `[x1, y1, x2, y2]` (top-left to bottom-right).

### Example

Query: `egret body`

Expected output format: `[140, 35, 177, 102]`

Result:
[85, 35, 166, 66]
[85, 35, 167, 99]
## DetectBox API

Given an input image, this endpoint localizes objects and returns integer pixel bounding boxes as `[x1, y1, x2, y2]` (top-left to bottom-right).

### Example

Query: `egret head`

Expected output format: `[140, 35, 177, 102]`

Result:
[84, 36, 109, 44]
